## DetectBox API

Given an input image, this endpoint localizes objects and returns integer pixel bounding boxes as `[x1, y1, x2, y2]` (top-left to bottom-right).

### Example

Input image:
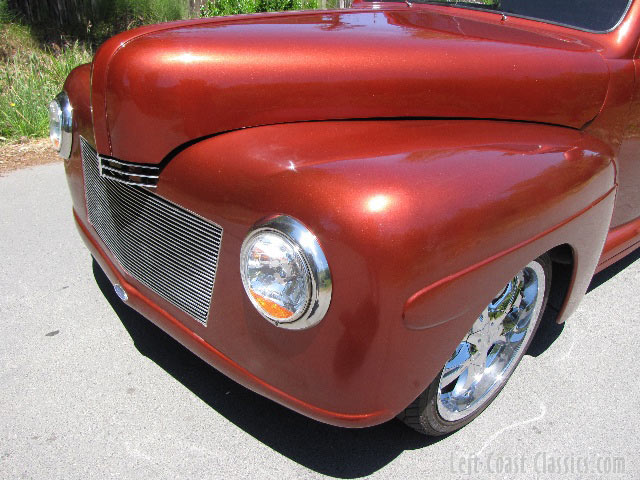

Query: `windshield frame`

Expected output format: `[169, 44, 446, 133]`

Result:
[364, 0, 635, 34]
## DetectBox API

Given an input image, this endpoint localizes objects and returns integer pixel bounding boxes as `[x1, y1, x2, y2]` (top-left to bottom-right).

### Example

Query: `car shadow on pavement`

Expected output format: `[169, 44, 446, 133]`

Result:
[92, 260, 442, 478]
[587, 246, 640, 293]
[527, 246, 640, 357]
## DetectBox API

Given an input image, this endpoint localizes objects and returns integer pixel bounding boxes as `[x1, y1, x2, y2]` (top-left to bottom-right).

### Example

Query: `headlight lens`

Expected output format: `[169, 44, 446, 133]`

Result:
[240, 216, 332, 329]
[48, 92, 72, 159]
[241, 232, 311, 321]
[48, 99, 62, 151]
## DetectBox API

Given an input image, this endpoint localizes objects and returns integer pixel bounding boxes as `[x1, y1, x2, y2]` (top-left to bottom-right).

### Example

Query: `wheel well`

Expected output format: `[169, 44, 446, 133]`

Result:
[546, 243, 575, 323]
[526, 244, 574, 357]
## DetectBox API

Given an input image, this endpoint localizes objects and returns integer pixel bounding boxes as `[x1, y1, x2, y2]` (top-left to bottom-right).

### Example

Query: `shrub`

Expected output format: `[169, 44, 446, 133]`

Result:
[90, 0, 189, 41]
[6, 0, 190, 45]
[200, 0, 318, 17]
[0, 0, 92, 141]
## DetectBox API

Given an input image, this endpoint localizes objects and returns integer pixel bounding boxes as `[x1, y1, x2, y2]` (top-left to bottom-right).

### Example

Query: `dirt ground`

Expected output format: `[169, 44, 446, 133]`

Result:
[0, 138, 61, 175]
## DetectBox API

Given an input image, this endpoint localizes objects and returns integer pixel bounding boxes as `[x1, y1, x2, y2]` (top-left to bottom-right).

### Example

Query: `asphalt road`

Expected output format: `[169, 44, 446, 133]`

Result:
[1, 163, 639, 480]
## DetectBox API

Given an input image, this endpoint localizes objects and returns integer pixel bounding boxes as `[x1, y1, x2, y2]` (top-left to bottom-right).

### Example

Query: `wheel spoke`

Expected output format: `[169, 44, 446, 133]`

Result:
[505, 329, 526, 347]
[492, 333, 508, 346]
[440, 342, 473, 388]
[456, 349, 488, 392]
[466, 329, 484, 348]
[486, 342, 502, 366]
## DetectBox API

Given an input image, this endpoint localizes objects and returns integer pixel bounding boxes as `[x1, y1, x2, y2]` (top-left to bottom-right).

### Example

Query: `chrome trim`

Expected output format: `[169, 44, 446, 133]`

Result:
[240, 215, 332, 330]
[114, 284, 128, 302]
[80, 137, 222, 325]
[98, 173, 158, 188]
[99, 157, 160, 170]
[98, 155, 161, 188]
[100, 166, 157, 177]
[54, 91, 73, 159]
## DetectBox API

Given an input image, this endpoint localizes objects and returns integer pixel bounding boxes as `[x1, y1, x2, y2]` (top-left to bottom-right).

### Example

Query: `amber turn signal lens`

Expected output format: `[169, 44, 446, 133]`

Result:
[250, 290, 295, 320]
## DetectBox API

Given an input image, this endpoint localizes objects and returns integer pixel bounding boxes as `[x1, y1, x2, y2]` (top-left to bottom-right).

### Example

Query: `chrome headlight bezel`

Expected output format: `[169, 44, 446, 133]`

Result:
[240, 215, 332, 330]
[48, 91, 73, 159]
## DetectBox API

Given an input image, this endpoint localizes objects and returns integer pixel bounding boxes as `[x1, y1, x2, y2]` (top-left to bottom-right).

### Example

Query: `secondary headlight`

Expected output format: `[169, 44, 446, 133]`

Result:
[48, 92, 72, 159]
[240, 215, 332, 330]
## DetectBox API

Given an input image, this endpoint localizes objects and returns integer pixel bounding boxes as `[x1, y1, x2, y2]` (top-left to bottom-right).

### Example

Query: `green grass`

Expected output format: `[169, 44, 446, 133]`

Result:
[0, 0, 192, 143]
[200, 0, 318, 17]
[0, 1, 92, 143]
[89, 0, 189, 42]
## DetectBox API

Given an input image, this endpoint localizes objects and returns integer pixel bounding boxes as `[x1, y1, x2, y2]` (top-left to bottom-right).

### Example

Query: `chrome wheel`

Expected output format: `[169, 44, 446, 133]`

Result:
[436, 260, 546, 422]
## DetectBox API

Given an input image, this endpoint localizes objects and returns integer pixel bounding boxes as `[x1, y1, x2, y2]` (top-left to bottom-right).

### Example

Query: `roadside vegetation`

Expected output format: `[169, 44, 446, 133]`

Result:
[0, 0, 345, 147]
[6, 0, 189, 44]
[0, 2, 91, 143]
[200, 0, 318, 17]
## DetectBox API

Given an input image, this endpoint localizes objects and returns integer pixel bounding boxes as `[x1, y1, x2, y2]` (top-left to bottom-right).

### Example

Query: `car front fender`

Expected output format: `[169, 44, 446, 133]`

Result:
[146, 119, 615, 422]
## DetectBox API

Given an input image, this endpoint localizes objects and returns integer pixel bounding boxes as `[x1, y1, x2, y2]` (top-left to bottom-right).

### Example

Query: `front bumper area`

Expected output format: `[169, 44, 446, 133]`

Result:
[73, 208, 391, 427]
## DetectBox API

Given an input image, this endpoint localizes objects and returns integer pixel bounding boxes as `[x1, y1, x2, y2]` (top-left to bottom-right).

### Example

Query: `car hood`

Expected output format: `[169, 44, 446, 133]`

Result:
[90, 8, 610, 164]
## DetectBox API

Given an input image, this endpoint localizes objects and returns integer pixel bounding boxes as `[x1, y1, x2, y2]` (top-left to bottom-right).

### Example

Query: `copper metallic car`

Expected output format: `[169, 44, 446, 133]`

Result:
[51, 0, 640, 435]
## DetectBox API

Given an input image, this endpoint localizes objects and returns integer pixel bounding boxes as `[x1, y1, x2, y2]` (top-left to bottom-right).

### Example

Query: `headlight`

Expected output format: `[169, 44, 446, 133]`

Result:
[48, 92, 72, 159]
[240, 215, 332, 330]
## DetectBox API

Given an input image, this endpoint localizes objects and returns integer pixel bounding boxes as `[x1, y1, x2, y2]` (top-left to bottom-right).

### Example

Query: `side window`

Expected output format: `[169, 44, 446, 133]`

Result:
[500, 0, 631, 31]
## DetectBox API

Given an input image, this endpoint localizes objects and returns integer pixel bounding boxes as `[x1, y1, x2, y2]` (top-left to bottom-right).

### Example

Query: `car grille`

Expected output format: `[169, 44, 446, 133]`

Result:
[80, 136, 223, 325]
[99, 155, 160, 188]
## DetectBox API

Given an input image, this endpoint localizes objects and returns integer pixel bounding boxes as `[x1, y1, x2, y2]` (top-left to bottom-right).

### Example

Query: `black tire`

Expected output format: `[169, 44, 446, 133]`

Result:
[398, 254, 552, 436]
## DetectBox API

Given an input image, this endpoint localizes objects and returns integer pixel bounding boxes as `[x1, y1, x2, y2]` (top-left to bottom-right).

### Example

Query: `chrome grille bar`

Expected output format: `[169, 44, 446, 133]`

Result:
[99, 155, 161, 188]
[81, 137, 222, 325]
